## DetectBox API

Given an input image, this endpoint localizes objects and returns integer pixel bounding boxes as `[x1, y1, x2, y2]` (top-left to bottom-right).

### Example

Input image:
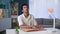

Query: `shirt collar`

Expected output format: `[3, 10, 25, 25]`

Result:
[22, 14, 30, 19]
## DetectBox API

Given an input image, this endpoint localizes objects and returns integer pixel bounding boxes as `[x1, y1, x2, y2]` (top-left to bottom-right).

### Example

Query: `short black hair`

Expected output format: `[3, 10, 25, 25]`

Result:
[21, 4, 29, 10]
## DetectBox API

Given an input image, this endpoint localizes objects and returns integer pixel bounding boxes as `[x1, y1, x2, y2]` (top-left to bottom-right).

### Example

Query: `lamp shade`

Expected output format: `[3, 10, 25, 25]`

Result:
[48, 8, 54, 13]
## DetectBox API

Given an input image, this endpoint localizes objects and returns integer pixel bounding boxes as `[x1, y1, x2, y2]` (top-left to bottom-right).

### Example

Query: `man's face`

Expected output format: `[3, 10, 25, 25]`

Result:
[22, 5, 29, 14]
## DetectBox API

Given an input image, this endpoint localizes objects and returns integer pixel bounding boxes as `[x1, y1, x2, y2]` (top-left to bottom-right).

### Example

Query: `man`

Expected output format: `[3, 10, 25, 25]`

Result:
[17, 4, 43, 30]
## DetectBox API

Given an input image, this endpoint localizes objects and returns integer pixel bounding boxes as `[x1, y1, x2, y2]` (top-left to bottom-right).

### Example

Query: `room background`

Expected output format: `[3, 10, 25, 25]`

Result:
[0, 0, 60, 33]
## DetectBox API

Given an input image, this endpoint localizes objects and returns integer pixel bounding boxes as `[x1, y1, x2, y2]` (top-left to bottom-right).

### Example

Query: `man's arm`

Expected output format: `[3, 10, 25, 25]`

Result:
[32, 16, 37, 25]
[17, 16, 33, 29]
[20, 25, 33, 29]
[32, 16, 43, 30]
[33, 25, 43, 30]
[17, 16, 23, 26]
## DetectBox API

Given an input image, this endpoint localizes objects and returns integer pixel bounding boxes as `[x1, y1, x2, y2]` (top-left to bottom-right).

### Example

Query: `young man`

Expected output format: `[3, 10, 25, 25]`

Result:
[17, 4, 43, 30]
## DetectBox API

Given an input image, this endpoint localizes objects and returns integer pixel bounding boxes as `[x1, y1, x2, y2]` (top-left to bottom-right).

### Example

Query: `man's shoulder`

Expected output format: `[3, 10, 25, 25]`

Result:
[29, 14, 34, 18]
[30, 14, 33, 16]
[18, 14, 23, 18]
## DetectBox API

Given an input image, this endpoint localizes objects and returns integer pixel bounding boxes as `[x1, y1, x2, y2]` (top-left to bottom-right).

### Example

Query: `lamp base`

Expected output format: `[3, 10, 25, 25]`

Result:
[52, 30, 56, 32]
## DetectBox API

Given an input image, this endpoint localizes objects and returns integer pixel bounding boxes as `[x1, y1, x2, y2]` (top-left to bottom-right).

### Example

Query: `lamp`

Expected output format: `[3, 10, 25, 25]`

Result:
[48, 8, 56, 32]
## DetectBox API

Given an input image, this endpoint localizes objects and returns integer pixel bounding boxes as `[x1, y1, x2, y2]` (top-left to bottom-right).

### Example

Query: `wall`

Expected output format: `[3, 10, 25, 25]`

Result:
[29, 0, 60, 18]
[0, 0, 29, 31]
[0, 0, 11, 17]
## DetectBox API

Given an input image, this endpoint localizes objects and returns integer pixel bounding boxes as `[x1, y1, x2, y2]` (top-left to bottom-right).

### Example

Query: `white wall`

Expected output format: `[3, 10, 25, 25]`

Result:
[29, 0, 60, 18]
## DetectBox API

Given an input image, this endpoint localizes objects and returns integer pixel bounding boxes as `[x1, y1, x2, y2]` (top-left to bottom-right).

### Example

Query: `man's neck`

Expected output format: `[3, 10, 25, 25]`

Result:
[23, 13, 29, 18]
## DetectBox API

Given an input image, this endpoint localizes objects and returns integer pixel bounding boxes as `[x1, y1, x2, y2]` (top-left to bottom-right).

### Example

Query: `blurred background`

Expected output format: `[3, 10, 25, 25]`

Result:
[0, 0, 60, 34]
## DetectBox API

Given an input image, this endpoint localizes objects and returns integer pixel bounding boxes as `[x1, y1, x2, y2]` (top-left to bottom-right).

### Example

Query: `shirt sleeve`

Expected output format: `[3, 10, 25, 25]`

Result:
[17, 16, 23, 26]
[32, 16, 37, 25]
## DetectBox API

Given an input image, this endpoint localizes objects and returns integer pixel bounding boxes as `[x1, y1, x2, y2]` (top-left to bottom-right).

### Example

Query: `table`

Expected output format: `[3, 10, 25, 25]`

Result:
[6, 28, 60, 34]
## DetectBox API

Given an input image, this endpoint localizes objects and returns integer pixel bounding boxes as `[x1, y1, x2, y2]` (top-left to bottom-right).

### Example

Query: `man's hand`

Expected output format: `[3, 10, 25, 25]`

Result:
[20, 25, 43, 30]
[20, 25, 32, 29]
[20, 25, 43, 32]
[32, 25, 43, 30]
